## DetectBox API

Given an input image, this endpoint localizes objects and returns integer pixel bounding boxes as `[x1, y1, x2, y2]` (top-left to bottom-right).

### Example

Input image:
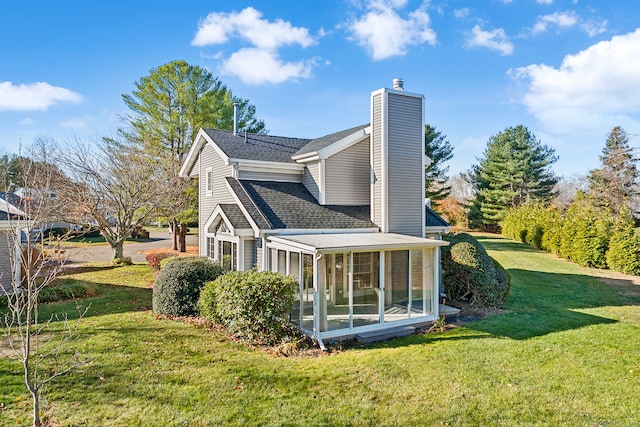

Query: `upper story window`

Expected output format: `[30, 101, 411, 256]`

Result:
[205, 167, 213, 196]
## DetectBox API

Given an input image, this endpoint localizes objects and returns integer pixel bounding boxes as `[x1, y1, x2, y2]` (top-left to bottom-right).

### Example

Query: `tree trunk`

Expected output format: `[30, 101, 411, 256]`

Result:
[112, 241, 124, 261]
[171, 218, 178, 251]
[178, 222, 187, 252]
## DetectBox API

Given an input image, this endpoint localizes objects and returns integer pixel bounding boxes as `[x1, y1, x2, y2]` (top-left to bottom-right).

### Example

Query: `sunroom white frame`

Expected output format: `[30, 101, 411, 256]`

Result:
[267, 232, 448, 344]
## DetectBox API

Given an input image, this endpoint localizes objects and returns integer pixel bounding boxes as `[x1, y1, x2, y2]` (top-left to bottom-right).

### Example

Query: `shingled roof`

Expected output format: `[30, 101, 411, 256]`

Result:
[226, 177, 376, 231]
[293, 124, 369, 158]
[202, 129, 311, 163]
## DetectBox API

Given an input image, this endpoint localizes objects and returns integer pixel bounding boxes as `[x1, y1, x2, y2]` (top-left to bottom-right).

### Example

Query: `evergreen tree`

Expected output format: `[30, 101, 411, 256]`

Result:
[424, 124, 454, 202]
[588, 126, 638, 216]
[122, 60, 266, 173]
[606, 210, 640, 275]
[473, 125, 559, 226]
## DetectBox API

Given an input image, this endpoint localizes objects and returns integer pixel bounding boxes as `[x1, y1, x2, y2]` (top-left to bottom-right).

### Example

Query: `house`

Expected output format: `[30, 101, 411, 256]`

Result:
[179, 80, 450, 346]
[0, 197, 25, 292]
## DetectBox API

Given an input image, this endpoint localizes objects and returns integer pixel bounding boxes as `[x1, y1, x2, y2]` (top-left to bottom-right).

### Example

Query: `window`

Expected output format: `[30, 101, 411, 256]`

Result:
[205, 167, 213, 196]
[207, 237, 215, 259]
[218, 239, 237, 271]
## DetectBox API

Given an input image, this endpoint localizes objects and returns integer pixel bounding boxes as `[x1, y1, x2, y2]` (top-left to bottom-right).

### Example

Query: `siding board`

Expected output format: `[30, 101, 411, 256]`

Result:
[301, 163, 320, 202]
[386, 93, 424, 237]
[238, 170, 302, 182]
[324, 138, 370, 205]
[199, 143, 234, 253]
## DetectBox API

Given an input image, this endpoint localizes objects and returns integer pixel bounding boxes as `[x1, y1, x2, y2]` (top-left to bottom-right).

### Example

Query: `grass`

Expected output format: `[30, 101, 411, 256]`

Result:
[1, 236, 640, 426]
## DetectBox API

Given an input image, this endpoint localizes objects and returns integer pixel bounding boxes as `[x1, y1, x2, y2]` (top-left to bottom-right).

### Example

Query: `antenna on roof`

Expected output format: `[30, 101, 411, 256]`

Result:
[233, 102, 239, 136]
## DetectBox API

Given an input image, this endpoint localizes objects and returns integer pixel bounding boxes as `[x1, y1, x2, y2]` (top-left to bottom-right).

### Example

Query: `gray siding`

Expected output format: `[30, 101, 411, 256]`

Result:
[256, 244, 264, 271]
[371, 92, 383, 227]
[199, 144, 234, 253]
[237, 170, 301, 183]
[324, 138, 370, 205]
[386, 92, 424, 237]
[243, 238, 256, 270]
[0, 230, 13, 290]
[301, 163, 320, 202]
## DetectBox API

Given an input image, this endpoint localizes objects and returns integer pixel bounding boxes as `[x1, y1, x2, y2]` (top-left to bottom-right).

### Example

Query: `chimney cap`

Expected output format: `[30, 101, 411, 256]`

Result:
[392, 78, 404, 90]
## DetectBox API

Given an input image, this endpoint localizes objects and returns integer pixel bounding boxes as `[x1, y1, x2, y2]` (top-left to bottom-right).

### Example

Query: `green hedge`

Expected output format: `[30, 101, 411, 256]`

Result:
[442, 233, 511, 307]
[502, 193, 640, 274]
[152, 257, 225, 317]
[199, 270, 297, 345]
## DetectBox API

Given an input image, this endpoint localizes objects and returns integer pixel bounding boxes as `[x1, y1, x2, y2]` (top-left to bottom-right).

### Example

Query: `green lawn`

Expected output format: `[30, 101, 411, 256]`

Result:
[1, 235, 639, 426]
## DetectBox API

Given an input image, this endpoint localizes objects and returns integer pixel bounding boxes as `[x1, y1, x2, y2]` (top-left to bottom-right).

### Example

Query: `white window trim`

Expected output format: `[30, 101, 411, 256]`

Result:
[205, 167, 213, 197]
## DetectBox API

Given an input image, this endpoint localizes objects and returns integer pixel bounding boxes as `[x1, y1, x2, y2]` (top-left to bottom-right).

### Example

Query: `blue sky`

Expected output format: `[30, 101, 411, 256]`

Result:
[2, 0, 640, 178]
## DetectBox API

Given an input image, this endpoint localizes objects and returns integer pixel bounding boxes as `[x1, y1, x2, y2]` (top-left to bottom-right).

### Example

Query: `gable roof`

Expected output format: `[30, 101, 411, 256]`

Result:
[292, 124, 369, 159]
[226, 177, 376, 231]
[426, 206, 450, 228]
[202, 129, 311, 163]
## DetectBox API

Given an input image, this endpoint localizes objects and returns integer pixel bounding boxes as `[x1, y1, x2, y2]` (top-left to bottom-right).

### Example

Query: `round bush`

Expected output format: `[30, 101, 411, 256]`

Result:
[152, 257, 225, 316]
[442, 233, 510, 307]
[199, 270, 297, 345]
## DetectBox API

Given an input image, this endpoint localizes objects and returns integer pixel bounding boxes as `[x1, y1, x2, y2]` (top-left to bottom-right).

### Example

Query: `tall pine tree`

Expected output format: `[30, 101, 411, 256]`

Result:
[473, 125, 559, 226]
[588, 126, 638, 216]
[424, 124, 454, 202]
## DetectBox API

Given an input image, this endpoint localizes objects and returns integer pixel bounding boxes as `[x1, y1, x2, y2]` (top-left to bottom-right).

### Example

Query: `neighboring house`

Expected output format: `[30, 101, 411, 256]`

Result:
[180, 80, 451, 345]
[0, 197, 25, 292]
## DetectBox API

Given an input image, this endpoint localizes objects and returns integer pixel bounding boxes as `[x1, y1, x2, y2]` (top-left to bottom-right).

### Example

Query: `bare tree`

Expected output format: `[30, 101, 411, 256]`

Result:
[52, 135, 167, 262]
[1, 143, 87, 427]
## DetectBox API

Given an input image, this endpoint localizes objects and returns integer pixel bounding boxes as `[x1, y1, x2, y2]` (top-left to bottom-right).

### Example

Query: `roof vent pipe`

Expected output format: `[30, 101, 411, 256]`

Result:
[392, 78, 404, 91]
[233, 102, 239, 136]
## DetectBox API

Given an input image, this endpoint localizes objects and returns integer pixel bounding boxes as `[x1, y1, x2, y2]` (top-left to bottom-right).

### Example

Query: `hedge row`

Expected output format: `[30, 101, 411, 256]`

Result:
[502, 193, 640, 274]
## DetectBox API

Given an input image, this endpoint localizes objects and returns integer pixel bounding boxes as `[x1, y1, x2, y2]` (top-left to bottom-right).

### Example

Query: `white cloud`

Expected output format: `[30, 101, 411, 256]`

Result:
[530, 11, 607, 37]
[532, 11, 578, 34]
[19, 118, 34, 125]
[192, 7, 315, 49]
[348, 0, 436, 60]
[453, 8, 469, 19]
[581, 19, 608, 37]
[465, 25, 514, 56]
[192, 7, 317, 85]
[537, 0, 553, 4]
[0, 82, 82, 112]
[510, 28, 640, 135]
[221, 48, 314, 85]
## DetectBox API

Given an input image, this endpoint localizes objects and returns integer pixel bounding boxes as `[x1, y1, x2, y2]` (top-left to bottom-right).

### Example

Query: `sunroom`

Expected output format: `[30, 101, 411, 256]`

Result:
[265, 232, 448, 344]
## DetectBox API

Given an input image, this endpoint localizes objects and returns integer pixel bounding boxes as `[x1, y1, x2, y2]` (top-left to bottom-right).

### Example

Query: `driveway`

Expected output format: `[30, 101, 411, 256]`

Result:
[62, 231, 199, 264]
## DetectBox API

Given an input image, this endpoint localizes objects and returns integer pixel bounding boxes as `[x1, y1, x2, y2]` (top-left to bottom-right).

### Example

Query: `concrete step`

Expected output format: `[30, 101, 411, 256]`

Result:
[355, 326, 416, 344]
[439, 304, 461, 317]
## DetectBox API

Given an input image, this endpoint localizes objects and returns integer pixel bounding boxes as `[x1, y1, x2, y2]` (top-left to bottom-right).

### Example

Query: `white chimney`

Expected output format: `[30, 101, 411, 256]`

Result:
[233, 102, 239, 136]
[392, 78, 404, 91]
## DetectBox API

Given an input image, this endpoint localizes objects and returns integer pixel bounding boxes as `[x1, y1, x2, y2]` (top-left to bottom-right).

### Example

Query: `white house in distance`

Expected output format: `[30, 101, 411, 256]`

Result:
[0, 196, 26, 292]
[180, 79, 450, 346]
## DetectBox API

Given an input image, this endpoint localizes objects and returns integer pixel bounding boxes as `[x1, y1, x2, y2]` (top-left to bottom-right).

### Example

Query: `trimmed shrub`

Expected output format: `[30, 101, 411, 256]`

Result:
[606, 212, 640, 275]
[146, 251, 177, 269]
[442, 233, 510, 307]
[152, 257, 225, 316]
[199, 270, 297, 345]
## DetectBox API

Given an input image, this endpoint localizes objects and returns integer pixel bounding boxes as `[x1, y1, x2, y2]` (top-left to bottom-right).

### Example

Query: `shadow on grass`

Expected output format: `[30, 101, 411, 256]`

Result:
[26, 282, 152, 323]
[456, 234, 634, 340]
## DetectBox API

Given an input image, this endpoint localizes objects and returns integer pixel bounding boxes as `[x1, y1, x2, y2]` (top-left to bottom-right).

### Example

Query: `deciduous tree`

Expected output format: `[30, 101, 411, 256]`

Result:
[1, 142, 86, 427]
[53, 136, 167, 262]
